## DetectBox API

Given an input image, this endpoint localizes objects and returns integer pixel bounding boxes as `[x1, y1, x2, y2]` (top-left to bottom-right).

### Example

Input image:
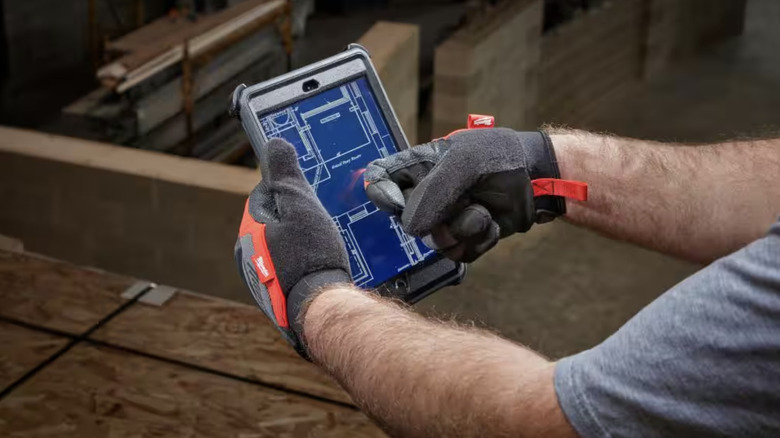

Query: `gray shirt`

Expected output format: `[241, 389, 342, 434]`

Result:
[555, 219, 780, 437]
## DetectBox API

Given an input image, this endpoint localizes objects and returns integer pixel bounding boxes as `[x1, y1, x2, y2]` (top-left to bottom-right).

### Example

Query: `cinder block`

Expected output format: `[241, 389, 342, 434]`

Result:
[643, 0, 747, 79]
[432, 0, 544, 136]
[537, 0, 644, 125]
[358, 22, 420, 144]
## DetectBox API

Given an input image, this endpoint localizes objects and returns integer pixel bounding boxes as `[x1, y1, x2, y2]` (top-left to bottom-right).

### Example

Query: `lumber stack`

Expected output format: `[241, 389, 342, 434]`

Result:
[357, 22, 420, 144]
[63, 0, 293, 162]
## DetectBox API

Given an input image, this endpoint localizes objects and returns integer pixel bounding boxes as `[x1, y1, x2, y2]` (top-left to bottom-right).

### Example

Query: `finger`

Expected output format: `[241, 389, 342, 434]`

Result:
[264, 138, 307, 184]
[401, 160, 477, 236]
[264, 138, 327, 220]
[364, 180, 405, 214]
[364, 142, 445, 213]
[427, 224, 459, 251]
[448, 204, 492, 241]
[443, 221, 499, 263]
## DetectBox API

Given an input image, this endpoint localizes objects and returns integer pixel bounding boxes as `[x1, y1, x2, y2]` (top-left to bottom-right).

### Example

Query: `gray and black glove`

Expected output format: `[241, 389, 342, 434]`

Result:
[364, 127, 586, 263]
[235, 139, 351, 357]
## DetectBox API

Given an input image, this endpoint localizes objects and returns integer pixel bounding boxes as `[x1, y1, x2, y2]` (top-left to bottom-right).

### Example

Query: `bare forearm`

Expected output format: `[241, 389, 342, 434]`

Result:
[551, 129, 780, 262]
[303, 287, 575, 438]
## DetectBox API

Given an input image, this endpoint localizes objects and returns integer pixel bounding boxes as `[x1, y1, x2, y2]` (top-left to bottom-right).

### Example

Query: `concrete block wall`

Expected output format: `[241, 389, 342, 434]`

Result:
[0, 127, 257, 303]
[432, 0, 543, 136]
[358, 22, 420, 145]
[432, 0, 747, 131]
[645, 0, 747, 78]
[537, 0, 646, 126]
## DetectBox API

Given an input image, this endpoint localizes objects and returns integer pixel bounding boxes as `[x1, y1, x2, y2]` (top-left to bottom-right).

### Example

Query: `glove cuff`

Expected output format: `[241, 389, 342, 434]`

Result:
[516, 131, 566, 222]
[287, 269, 352, 359]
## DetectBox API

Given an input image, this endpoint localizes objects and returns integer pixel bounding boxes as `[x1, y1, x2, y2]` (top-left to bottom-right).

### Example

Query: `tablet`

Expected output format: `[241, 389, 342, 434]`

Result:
[230, 44, 465, 302]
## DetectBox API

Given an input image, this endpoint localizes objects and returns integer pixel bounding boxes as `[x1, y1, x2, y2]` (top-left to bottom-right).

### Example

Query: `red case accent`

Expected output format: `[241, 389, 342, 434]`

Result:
[467, 114, 495, 129]
[531, 178, 588, 201]
[239, 201, 288, 328]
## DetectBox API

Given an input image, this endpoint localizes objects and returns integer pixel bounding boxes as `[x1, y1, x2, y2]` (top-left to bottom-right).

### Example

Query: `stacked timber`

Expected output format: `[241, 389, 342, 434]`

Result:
[63, 0, 293, 162]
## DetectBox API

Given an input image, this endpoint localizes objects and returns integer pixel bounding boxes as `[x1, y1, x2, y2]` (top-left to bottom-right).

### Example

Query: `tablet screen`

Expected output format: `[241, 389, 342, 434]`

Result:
[258, 76, 435, 287]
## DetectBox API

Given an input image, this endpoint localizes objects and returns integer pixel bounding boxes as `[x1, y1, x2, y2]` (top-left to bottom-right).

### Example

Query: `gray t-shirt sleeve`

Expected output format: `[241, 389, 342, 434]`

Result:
[555, 219, 780, 438]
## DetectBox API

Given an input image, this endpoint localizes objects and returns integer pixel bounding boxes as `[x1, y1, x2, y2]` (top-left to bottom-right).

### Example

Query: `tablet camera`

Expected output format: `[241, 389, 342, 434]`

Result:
[302, 79, 319, 92]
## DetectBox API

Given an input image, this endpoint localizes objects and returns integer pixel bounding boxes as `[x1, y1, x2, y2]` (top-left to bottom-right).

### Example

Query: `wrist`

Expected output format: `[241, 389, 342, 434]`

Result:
[287, 270, 352, 353]
[301, 285, 377, 361]
[546, 131, 578, 181]
[523, 130, 566, 221]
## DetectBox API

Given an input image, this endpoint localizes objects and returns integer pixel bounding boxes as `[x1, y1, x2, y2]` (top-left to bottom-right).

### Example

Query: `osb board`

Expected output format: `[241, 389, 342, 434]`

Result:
[0, 250, 134, 334]
[90, 291, 351, 404]
[0, 345, 385, 438]
[0, 321, 69, 390]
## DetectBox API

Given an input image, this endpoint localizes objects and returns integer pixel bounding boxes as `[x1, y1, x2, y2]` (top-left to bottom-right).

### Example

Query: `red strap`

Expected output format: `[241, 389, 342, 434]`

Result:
[440, 114, 589, 203]
[239, 200, 288, 328]
[532, 178, 588, 201]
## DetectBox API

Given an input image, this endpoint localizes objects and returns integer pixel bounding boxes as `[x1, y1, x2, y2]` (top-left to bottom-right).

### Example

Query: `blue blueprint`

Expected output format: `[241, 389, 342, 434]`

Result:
[259, 76, 435, 287]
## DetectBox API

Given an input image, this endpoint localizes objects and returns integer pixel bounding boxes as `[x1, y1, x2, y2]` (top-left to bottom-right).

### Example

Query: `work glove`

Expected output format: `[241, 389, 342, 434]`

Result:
[235, 139, 351, 358]
[365, 127, 585, 263]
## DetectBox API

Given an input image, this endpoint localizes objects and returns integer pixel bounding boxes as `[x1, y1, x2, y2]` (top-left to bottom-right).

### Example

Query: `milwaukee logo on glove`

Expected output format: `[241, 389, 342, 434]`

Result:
[255, 256, 271, 279]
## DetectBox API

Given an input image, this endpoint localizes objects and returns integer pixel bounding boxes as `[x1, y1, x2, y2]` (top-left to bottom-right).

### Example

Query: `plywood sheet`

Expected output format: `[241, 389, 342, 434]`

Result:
[91, 291, 350, 404]
[0, 345, 385, 438]
[0, 250, 134, 334]
[0, 321, 69, 390]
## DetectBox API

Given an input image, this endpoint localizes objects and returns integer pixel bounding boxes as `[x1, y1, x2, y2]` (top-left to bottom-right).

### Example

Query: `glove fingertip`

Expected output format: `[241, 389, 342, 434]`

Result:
[265, 138, 306, 182]
[365, 180, 406, 214]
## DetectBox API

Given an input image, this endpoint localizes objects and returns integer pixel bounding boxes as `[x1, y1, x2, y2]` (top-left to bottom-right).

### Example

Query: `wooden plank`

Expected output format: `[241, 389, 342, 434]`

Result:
[135, 27, 279, 136]
[0, 250, 134, 335]
[136, 48, 285, 151]
[0, 321, 69, 390]
[90, 290, 351, 404]
[107, 13, 206, 55]
[0, 345, 385, 437]
[98, 0, 286, 92]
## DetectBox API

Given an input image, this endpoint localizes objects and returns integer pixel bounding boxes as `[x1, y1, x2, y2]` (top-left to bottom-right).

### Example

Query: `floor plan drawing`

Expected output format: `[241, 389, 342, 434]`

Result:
[259, 77, 434, 287]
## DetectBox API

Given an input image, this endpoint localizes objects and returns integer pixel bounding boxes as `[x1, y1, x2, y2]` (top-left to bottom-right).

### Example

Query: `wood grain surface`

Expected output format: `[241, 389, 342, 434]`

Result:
[90, 291, 350, 404]
[0, 345, 385, 438]
[0, 321, 69, 390]
[0, 250, 134, 334]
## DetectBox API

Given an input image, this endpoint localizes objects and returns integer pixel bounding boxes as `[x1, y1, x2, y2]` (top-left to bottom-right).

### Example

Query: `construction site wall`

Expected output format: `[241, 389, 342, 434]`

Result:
[432, 0, 748, 134]
[537, 0, 646, 126]
[432, 0, 542, 137]
[645, 0, 747, 78]
[358, 22, 420, 145]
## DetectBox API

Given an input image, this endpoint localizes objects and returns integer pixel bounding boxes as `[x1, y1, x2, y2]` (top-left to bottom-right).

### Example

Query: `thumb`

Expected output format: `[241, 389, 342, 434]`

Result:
[264, 139, 324, 220]
[264, 138, 306, 184]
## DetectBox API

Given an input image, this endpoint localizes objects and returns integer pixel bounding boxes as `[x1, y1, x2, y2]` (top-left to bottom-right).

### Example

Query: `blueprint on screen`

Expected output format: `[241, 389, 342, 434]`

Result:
[259, 77, 434, 287]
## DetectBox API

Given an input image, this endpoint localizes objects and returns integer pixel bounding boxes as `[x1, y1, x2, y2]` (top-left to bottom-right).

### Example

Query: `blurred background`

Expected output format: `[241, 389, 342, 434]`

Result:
[0, 0, 778, 434]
